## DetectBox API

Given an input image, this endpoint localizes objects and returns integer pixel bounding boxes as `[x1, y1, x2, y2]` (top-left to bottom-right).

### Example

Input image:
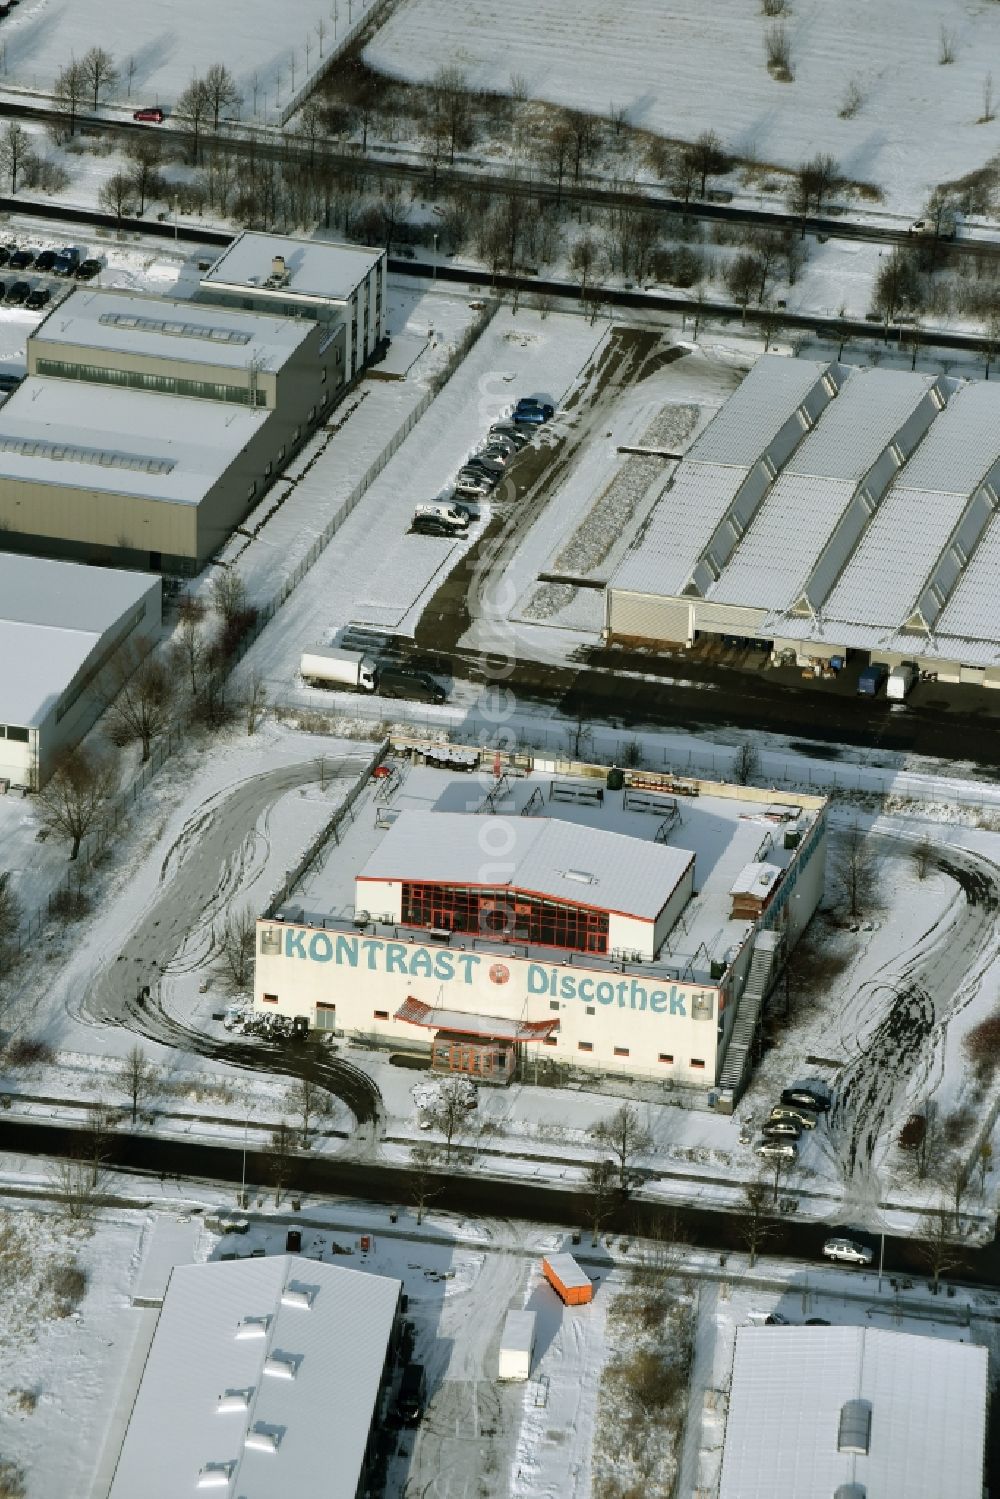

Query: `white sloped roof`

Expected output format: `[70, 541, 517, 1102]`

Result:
[611, 462, 748, 597]
[686, 354, 830, 466]
[356, 811, 693, 920]
[33, 288, 310, 371]
[935, 511, 1000, 639]
[108, 1255, 400, 1499]
[707, 474, 856, 609]
[0, 554, 158, 729]
[719, 1325, 987, 1499]
[783, 367, 936, 482]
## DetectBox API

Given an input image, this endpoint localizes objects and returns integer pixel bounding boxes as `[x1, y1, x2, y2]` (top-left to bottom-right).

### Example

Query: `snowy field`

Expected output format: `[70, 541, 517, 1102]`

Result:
[3, 0, 380, 122]
[366, 0, 1000, 212]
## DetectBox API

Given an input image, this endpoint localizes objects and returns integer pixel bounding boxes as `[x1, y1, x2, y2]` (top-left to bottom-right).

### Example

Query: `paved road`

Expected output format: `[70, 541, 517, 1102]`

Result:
[68, 756, 384, 1130]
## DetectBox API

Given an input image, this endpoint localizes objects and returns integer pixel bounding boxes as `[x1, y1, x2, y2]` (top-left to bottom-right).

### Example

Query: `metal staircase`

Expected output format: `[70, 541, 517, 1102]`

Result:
[716, 930, 783, 1108]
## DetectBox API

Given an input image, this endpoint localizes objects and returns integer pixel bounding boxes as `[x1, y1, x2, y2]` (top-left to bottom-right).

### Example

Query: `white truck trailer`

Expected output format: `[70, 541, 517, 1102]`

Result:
[498, 1309, 536, 1381]
[299, 646, 377, 692]
[887, 664, 917, 700]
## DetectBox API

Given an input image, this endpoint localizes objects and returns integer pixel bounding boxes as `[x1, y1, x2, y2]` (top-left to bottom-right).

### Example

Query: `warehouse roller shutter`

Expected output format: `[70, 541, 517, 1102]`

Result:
[692, 601, 769, 636]
[609, 592, 691, 644]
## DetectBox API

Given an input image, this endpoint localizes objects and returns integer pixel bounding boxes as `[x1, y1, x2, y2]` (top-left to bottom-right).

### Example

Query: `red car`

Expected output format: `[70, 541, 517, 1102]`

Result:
[133, 107, 164, 124]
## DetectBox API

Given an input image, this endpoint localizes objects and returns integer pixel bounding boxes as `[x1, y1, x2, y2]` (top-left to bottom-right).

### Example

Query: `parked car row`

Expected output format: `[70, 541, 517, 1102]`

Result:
[0, 281, 50, 310]
[0, 244, 97, 279]
[754, 1084, 830, 1160]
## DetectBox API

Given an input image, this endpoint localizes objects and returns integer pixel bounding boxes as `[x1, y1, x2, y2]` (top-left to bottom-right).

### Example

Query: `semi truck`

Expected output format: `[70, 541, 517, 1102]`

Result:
[887, 664, 917, 700]
[299, 646, 377, 692]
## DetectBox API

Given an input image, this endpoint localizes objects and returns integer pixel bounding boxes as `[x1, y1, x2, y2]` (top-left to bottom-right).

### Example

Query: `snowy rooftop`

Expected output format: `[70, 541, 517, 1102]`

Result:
[108, 1255, 400, 1499]
[31, 288, 311, 372]
[287, 766, 821, 984]
[0, 554, 157, 728]
[719, 1325, 987, 1499]
[202, 231, 384, 305]
[0, 377, 269, 503]
[357, 810, 694, 920]
[686, 354, 830, 467]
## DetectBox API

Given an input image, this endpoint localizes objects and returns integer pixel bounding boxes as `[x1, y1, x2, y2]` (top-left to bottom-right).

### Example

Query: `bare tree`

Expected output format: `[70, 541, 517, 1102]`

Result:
[175, 595, 207, 695]
[914, 1203, 966, 1292]
[36, 747, 117, 860]
[211, 568, 248, 625]
[203, 62, 242, 129]
[982, 71, 996, 125]
[938, 25, 957, 65]
[430, 65, 471, 166]
[764, 23, 793, 80]
[832, 820, 879, 921]
[564, 108, 598, 183]
[298, 98, 327, 169]
[732, 739, 761, 785]
[244, 674, 267, 735]
[83, 1100, 120, 1187]
[98, 170, 132, 224]
[871, 248, 922, 331]
[585, 1157, 617, 1242]
[726, 252, 763, 322]
[81, 46, 118, 109]
[175, 77, 212, 163]
[267, 1119, 297, 1206]
[687, 129, 728, 198]
[912, 1101, 945, 1183]
[219, 906, 256, 988]
[570, 233, 598, 296]
[288, 1065, 330, 1147]
[0, 121, 32, 194]
[54, 58, 89, 136]
[590, 1103, 653, 1194]
[0, 870, 20, 970]
[117, 1043, 158, 1127]
[912, 834, 934, 881]
[49, 1154, 107, 1224]
[101, 645, 173, 761]
[410, 1143, 443, 1225]
[126, 134, 163, 214]
[421, 1078, 474, 1163]
[740, 1177, 771, 1267]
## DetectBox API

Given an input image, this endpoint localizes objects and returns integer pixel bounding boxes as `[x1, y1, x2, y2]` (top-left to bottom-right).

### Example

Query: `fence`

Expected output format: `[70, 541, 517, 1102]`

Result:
[276, 0, 392, 126]
[16, 302, 500, 947]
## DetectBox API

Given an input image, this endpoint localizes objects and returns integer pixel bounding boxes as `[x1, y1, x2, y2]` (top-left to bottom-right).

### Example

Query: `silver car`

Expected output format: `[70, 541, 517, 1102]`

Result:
[756, 1139, 797, 1161]
[822, 1236, 873, 1266]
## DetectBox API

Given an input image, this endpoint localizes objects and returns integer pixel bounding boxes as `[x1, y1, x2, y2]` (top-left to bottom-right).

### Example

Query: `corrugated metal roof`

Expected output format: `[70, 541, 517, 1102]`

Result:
[0, 556, 158, 729]
[706, 475, 856, 609]
[719, 1326, 987, 1499]
[357, 811, 693, 920]
[934, 511, 1000, 639]
[33, 288, 310, 371]
[785, 367, 936, 481]
[687, 354, 830, 467]
[108, 1255, 400, 1499]
[895, 377, 1000, 494]
[610, 461, 748, 597]
[821, 484, 969, 627]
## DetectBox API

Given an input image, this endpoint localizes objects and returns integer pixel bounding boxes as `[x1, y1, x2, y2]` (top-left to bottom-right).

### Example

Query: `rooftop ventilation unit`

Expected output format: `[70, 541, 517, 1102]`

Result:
[564, 868, 595, 885]
[244, 1428, 279, 1455]
[216, 1390, 252, 1414]
[235, 1315, 270, 1340]
[263, 1353, 297, 1380]
[834, 1486, 866, 1499]
[197, 1462, 234, 1489]
[837, 1398, 872, 1455]
[280, 1287, 314, 1311]
[265, 255, 290, 289]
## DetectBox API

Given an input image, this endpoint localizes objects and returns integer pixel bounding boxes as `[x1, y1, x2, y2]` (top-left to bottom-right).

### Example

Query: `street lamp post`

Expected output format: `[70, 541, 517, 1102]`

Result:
[432, 231, 438, 282]
[240, 1108, 249, 1209]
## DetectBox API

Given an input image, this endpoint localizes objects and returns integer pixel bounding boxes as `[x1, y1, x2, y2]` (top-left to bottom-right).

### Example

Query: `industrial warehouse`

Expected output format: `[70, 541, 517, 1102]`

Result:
[0, 234, 386, 574]
[608, 356, 1000, 686]
[254, 755, 827, 1102]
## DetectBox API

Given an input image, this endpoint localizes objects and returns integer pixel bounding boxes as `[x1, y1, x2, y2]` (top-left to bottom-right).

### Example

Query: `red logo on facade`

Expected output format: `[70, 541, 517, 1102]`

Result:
[489, 963, 510, 985]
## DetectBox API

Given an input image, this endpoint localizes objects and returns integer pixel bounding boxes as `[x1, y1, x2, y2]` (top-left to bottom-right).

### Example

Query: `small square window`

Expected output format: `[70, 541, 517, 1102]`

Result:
[549, 1000, 559, 1012]
[265, 462, 272, 478]
[321, 368, 328, 383]
[262, 993, 278, 1004]
[690, 1058, 706, 1069]
[578, 1041, 593, 1053]
[373, 1009, 389, 1020]
[543, 1035, 557, 1047]
[247, 482, 256, 500]
[277, 447, 285, 462]
[613, 1046, 629, 1058]
[658, 1053, 674, 1064]
[586, 1006, 595, 1017]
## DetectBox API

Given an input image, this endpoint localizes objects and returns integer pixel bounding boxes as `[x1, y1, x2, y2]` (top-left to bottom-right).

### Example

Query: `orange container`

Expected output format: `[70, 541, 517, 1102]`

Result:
[541, 1252, 593, 1306]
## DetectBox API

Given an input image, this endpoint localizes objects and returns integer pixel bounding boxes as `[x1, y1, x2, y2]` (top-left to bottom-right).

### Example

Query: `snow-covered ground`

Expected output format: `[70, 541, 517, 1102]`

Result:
[2, 0, 379, 123]
[366, 0, 1000, 214]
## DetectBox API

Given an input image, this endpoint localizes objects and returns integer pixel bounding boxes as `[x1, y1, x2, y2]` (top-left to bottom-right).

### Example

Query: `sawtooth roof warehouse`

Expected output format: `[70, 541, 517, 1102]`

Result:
[254, 755, 827, 1106]
[607, 356, 1000, 686]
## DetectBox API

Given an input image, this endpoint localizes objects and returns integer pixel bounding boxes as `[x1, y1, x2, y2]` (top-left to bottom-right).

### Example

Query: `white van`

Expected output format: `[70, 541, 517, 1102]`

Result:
[887, 664, 917, 701]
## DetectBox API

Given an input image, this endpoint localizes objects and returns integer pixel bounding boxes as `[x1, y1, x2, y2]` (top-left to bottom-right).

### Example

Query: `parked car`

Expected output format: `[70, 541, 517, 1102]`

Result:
[770, 1105, 816, 1129]
[53, 247, 80, 276]
[26, 287, 50, 311]
[455, 473, 493, 497]
[74, 258, 102, 281]
[515, 397, 554, 420]
[805, 1317, 831, 1326]
[457, 465, 498, 489]
[395, 1363, 427, 1425]
[464, 455, 505, 478]
[489, 421, 531, 446]
[412, 502, 469, 537]
[6, 280, 30, 305]
[781, 1087, 830, 1113]
[761, 1119, 801, 1140]
[513, 405, 549, 426]
[756, 1139, 796, 1161]
[378, 667, 446, 705]
[9, 248, 34, 270]
[0, 246, 10, 268]
[133, 106, 165, 123]
[34, 249, 58, 272]
[822, 1236, 873, 1266]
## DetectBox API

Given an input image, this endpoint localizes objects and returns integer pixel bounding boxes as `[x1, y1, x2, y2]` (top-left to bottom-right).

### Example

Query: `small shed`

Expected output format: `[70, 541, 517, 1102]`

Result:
[498, 1309, 536, 1381]
[729, 862, 782, 919]
[542, 1253, 593, 1306]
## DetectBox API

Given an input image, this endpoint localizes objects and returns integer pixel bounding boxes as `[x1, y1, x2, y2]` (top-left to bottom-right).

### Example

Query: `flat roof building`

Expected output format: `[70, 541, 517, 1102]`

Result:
[0, 552, 160, 787]
[199, 230, 388, 382]
[108, 1255, 402, 1499]
[608, 359, 1000, 686]
[719, 1325, 988, 1499]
